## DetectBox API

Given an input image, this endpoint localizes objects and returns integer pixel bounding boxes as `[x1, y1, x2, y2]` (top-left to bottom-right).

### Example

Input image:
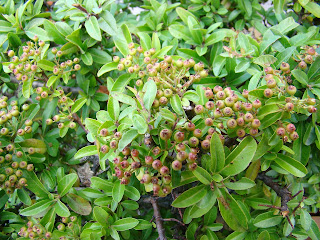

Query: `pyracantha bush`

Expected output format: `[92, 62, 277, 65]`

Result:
[0, 0, 320, 240]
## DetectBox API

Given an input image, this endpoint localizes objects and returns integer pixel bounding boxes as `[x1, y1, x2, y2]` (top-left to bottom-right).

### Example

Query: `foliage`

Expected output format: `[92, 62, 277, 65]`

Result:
[0, 0, 320, 239]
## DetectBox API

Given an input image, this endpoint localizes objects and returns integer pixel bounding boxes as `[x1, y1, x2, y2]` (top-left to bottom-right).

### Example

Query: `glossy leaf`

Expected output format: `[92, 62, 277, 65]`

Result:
[172, 185, 207, 208]
[220, 137, 257, 176]
[57, 173, 78, 197]
[210, 132, 225, 172]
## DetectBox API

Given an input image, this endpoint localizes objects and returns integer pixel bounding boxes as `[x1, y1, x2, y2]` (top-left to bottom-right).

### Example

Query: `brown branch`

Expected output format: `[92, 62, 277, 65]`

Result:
[150, 197, 167, 240]
[257, 172, 292, 214]
[72, 113, 89, 134]
[162, 218, 185, 226]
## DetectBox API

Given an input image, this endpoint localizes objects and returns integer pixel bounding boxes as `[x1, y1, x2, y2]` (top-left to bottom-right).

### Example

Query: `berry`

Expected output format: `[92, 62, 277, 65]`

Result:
[185, 122, 195, 131]
[236, 129, 246, 138]
[152, 160, 162, 170]
[286, 123, 296, 133]
[160, 166, 169, 175]
[276, 127, 286, 137]
[194, 105, 204, 114]
[174, 131, 185, 142]
[251, 119, 261, 128]
[285, 102, 294, 111]
[280, 62, 290, 72]
[289, 131, 299, 141]
[172, 160, 182, 170]
[189, 137, 199, 147]
[264, 88, 273, 98]
[286, 85, 296, 95]
[145, 156, 154, 165]
[160, 129, 172, 140]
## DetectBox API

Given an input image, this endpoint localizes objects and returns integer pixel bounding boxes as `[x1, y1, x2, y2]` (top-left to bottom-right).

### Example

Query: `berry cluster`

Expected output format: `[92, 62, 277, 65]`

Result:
[0, 97, 37, 194]
[34, 87, 77, 130]
[90, 44, 318, 197]
[18, 221, 51, 239]
[7, 36, 80, 85]
[114, 42, 208, 95]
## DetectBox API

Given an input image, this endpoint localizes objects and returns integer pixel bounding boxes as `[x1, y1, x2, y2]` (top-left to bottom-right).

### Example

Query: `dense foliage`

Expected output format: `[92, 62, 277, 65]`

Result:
[0, 0, 320, 239]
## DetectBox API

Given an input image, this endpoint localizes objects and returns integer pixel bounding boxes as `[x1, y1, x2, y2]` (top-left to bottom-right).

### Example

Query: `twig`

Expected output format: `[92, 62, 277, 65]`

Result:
[162, 218, 185, 226]
[150, 197, 167, 240]
[257, 172, 298, 228]
[72, 113, 89, 134]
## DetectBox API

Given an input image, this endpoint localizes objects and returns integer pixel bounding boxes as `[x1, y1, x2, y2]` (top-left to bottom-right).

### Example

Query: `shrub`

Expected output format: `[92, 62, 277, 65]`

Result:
[0, 0, 320, 239]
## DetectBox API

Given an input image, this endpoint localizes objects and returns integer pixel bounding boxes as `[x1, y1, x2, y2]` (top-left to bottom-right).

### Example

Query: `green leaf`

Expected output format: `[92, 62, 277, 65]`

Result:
[114, 34, 129, 56]
[40, 207, 55, 232]
[118, 129, 139, 151]
[257, 230, 270, 240]
[218, 188, 248, 231]
[307, 219, 320, 240]
[205, 31, 226, 46]
[91, 177, 114, 193]
[176, 7, 198, 25]
[143, 80, 157, 110]
[97, 62, 118, 77]
[274, 47, 296, 68]
[132, 114, 148, 134]
[121, 200, 139, 210]
[253, 211, 283, 228]
[225, 232, 247, 240]
[17, 188, 32, 205]
[55, 199, 70, 217]
[210, 133, 225, 173]
[0, 189, 9, 208]
[99, 10, 118, 36]
[170, 94, 184, 115]
[134, 219, 152, 230]
[308, 56, 320, 80]
[292, 69, 308, 86]
[71, 98, 87, 113]
[301, 1, 320, 18]
[93, 206, 109, 227]
[38, 60, 55, 71]
[112, 92, 137, 107]
[85, 118, 101, 137]
[46, 75, 59, 88]
[57, 173, 78, 197]
[274, 154, 307, 177]
[300, 209, 312, 231]
[22, 78, 32, 98]
[107, 96, 120, 121]
[172, 185, 207, 208]
[43, 20, 66, 44]
[112, 180, 125, 203]
[274, 0, 286, 14]
[112, 218, 139, 231]
[193, 167, 212, 185]
[253, 55, 277, 67]
[88, 48, 111, 64]
[111, 73, 131, 92]
[26, 26, 52, 41]
[66, 29, 85, 54]
[224, 177, 256, 190]
[20, 199, 53, 216]
[271, 17, 299, 35]
[65, 193, 92, 216]
[220, 137, 257, 176]
[138, 32, 151, 51]
[124, 186, 140, 201]
[81, 52, 93, 66]
[74, 145, 98, 159]
[85, 16, 101, 41]
[23, 170, 51, 198]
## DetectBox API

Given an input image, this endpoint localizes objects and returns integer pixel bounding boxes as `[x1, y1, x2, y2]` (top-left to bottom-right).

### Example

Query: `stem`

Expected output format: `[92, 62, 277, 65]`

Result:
[150, 197, 167, 240]
[72, 113, 88, 134]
